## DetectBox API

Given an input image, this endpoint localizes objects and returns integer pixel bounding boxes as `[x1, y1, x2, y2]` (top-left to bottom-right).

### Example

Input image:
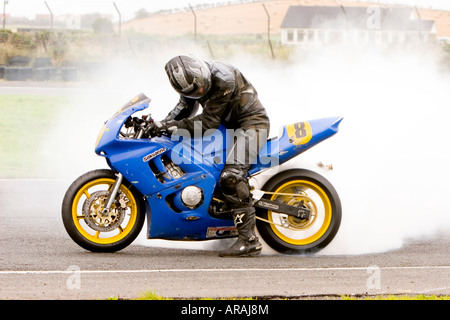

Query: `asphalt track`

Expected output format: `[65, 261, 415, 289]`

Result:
[0, 179, 449, 300]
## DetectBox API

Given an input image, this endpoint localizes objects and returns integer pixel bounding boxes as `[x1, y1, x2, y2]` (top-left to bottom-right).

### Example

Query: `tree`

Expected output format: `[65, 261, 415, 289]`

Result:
[92, 17, 114, 34]
[135, 8, 150, 20]
[81, 13, 102, 29]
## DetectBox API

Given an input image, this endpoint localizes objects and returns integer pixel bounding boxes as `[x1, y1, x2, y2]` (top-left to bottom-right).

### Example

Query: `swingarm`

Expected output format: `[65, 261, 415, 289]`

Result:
[253, 198, 310, 220]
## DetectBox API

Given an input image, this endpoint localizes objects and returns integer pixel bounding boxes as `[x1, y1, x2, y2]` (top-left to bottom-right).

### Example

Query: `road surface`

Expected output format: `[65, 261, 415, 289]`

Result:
[0, 179, 449, 300]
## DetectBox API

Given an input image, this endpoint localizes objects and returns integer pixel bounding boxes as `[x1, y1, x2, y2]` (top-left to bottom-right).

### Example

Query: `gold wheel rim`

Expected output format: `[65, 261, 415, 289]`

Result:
[268, 179, 332, 246]
[71, 178, 138, 245]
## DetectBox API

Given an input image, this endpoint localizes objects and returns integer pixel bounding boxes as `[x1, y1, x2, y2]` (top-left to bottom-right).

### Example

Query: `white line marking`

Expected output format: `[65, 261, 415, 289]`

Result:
[418, 286, 450, 294]
[1, 266, 449, 275]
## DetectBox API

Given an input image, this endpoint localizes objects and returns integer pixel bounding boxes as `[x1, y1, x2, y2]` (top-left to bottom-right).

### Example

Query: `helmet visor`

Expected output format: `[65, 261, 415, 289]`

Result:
[182, 83, 209, 99]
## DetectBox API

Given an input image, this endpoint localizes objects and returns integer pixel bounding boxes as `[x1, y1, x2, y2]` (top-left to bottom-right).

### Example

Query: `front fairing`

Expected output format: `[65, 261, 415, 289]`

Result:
[95, 93, 151, 155]
[93, 93, 221, 198]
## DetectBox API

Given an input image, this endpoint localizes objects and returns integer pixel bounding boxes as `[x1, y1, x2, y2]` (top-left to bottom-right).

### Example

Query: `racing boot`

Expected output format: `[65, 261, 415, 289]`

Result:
[219, 207, 262, 257]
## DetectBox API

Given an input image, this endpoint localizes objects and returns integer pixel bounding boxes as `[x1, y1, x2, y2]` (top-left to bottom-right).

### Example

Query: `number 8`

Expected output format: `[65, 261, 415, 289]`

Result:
[294, 122, 307, 139]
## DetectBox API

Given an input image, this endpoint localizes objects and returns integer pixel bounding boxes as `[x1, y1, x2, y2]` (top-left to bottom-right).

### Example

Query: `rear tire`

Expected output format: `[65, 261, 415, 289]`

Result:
[256, 169, 341, 254]
[62, 169, 145, 252]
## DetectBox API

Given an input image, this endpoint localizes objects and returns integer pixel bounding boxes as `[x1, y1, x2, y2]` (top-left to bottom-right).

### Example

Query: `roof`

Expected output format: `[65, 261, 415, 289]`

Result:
[280, 6, 435, 32]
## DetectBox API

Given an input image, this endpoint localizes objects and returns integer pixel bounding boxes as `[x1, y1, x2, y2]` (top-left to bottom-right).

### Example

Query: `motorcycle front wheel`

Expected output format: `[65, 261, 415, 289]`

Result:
[62, 169, 145, 252]
[256, 169, 342, 254]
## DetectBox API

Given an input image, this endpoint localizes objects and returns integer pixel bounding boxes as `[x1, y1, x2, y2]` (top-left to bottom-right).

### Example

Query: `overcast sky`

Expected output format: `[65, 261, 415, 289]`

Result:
[4, 0, 450, 21]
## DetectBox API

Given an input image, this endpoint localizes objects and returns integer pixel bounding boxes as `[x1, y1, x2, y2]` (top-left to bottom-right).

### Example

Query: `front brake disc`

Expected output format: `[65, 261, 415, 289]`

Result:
[82, 190, 126, 232]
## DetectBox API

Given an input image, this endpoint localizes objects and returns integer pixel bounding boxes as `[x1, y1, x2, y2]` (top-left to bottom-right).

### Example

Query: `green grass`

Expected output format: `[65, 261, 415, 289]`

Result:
[0, 94, 68, 178]
[135, 291, 257, 300]
[341, 294, 450, 300]
[138, 291, 173, 300]
[113, 290, 449, 300]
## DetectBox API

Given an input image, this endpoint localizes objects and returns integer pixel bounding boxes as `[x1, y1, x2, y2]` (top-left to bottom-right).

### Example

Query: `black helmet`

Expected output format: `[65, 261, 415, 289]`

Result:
[165, 55, 212, 99]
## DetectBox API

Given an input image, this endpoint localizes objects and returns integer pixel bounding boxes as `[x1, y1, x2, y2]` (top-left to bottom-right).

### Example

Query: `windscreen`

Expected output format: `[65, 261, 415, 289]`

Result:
[109, 93, 151, 120]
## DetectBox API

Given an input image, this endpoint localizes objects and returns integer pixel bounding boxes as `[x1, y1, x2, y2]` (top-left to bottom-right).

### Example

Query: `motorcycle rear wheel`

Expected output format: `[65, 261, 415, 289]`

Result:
[256, 169, 341, 254]
[62, 169, 145, 252]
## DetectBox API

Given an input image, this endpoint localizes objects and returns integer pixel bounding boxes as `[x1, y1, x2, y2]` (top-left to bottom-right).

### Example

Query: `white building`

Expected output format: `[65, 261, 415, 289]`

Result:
[280, 6, 437, 46]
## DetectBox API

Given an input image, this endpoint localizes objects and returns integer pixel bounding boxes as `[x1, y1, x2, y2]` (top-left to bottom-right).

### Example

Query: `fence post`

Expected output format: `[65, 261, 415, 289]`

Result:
[262, 4, 275, 59]
[113, 2, 122, 38]
[44, 1, 53, 30]
[189, 4, 197, 41]
[2, 0, 7, 30]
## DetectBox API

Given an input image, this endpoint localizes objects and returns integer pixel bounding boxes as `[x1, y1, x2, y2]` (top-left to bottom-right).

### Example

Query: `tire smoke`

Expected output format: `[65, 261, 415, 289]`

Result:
[246, 45, 450, 255]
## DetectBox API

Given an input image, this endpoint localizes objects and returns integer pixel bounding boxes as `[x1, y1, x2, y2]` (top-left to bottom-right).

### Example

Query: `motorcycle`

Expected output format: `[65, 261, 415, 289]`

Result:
[62, 93, 343, 254]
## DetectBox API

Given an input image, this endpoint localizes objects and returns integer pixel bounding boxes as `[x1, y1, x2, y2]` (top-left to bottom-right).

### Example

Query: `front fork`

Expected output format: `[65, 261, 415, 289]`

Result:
[101, 173, 123, 214]
[101, 126, 144, 214]
[100, 127, 144, 215]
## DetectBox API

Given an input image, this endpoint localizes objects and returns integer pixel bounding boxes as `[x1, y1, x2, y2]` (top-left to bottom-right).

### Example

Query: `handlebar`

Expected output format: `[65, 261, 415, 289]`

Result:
[123, 114, 174, 139]
[123, 113, 152, 138]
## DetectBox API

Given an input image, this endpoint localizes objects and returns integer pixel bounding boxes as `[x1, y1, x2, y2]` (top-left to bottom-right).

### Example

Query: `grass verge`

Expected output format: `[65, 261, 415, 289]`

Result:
[0, 94, 68, 178]
[110, 291, 450, 300]
[341, 294, 450, 300]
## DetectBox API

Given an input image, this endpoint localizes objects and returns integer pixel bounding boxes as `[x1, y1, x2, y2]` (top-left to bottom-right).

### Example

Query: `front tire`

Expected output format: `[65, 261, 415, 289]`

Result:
[62, 169, 145, 252]
[256, 169, 341, 254]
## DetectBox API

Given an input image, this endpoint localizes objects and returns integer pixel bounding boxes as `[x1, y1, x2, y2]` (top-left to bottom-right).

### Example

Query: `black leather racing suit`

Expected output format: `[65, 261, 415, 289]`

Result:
[164, 61, 270, 253]
[163, 61, 270, 135]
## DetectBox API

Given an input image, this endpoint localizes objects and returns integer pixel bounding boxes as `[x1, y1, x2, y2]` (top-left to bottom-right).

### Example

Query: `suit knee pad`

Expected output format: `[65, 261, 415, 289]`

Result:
[220, 168, 251, 206]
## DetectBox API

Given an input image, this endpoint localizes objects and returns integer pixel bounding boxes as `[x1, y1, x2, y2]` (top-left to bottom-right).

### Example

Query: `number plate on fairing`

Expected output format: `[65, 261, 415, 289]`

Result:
[206, 226, 238, 238]
[286, 121, 313, 145]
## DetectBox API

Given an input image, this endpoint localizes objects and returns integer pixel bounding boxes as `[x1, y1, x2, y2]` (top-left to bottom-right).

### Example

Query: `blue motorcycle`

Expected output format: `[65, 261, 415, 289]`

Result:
[62, 93, 343, 254]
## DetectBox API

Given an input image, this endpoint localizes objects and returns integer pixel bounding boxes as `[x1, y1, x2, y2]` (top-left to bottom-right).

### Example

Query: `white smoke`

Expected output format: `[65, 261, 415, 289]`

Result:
[243, 45, 450, 255]
[40, 40, 450, 255]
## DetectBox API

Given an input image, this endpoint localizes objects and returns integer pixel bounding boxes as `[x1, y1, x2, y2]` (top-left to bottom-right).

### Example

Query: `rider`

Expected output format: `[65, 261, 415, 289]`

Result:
[157, 55, 270, 257]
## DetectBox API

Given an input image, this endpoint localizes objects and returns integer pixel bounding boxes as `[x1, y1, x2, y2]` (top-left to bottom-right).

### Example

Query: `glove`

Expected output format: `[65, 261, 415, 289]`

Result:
[164, 122, 179, 136]
[146, 121, 178, 137]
